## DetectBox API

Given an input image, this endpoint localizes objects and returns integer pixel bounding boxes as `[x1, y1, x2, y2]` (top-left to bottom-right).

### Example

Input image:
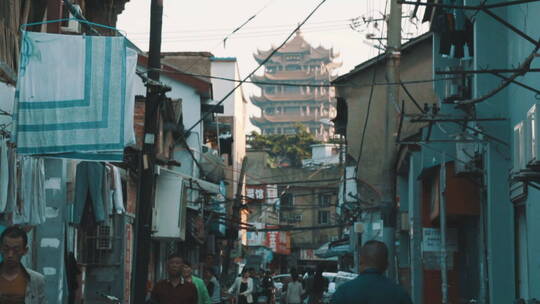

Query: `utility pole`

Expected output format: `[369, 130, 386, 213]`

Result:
[439, 154, 448, 304]
[133, 0, 164, 302]
[222, 157, 248, 282]
[383, 0, 402, 281]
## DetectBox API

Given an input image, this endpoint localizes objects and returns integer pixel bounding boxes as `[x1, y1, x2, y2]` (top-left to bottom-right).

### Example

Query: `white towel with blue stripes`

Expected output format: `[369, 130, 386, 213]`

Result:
[13, 31, 137, 161]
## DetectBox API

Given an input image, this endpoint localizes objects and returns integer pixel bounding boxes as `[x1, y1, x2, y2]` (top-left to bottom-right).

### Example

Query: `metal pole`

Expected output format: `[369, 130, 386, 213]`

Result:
[409, 154, 423, 304]
[133, 0, 163, 302]
[222, 157, 248, 282]
[383, 0, 402, 281]
[478, 177, 488, 304]
[440, 154, 448, 304]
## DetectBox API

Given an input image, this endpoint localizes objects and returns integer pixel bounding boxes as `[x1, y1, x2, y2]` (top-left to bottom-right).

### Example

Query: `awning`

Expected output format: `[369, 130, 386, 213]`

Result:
[314, 239, 352, 258]
[158, 167, 220, 194]
[417, 164, 440, 181]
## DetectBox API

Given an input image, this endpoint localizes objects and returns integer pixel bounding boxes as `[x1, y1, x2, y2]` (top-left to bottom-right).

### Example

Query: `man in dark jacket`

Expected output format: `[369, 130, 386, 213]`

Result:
[331, 240, 413, 304]
[150, 254, 198, 304]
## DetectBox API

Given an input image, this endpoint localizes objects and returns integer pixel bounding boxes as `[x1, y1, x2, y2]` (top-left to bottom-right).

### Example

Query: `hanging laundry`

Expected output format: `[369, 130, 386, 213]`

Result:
[112, 166, 125, 214]
[13, 31, 137, 161]
[102, 165, 113, 218]
[12, 156, 46, 225]
[5, 144, 18, 214]
[73, 161, 106, 225]
[432, 10, 474, 59]
[0, 138, 8, 212]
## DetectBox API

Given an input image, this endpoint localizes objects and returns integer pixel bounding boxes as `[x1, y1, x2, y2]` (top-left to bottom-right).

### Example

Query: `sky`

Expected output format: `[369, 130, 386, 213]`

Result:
[117, 0, 426, 132]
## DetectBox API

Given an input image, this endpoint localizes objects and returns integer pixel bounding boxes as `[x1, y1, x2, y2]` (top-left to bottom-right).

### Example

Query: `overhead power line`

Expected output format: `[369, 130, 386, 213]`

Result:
[222, 0, 277, 47]
[145, 67, 461, 88]
[127, 18, 354, 36]
[130, 26, 350, 43]
[182, 0, 330, 136]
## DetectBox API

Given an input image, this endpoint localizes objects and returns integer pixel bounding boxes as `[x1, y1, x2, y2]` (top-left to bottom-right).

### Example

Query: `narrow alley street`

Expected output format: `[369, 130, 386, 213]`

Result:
[0, 0, 539, 303]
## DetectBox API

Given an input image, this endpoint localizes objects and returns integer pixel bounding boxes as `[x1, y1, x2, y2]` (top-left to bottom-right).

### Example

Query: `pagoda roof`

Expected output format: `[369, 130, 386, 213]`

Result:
[250, 113, 334, 125]
[254, 31, 338, 63]
[251, 70, 331, 83]
[251, 93, 332, 105]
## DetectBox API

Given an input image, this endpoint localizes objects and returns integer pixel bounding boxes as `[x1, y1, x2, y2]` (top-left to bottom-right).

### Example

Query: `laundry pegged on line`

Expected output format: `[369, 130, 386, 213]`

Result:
[72, 161, 125, 226]
[12, 31, 138, 161]
[1, 138, 47, 226]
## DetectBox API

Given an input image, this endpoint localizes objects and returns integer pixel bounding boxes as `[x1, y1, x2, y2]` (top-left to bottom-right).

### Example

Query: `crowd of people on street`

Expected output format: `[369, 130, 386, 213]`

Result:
[147, 252, 334, 304]
[0, 224, 413, 304]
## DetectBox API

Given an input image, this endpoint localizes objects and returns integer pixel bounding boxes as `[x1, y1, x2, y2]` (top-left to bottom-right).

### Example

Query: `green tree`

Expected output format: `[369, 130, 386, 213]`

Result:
[247, 124, 320, 167]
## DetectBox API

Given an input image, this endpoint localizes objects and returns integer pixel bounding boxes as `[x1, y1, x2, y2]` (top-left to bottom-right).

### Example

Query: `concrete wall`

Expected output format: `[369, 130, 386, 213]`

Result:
[337, 37, 437, 194]
[35, 159, 68, 303]
[211, 59, 237, 116]
[494, 2, 540, 301]
[211, 58, 247, 198]
[133, 70, 203, 178]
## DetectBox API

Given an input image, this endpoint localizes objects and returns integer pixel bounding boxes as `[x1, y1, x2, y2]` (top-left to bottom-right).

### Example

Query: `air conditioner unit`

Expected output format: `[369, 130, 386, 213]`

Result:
[152, 168, 187, 240]
[513, 121, 527, 173]
[96, 225, 113, 250]
[61, 4, 82, 33]
[526, 104, 540, 166]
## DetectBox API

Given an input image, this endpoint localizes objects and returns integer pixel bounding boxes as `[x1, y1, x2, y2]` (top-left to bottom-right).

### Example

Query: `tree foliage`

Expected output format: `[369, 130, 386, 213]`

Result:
[247, 124, 321, 167]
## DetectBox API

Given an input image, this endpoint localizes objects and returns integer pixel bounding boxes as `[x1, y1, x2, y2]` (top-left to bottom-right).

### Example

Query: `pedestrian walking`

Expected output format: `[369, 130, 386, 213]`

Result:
[285, 271, 304, 304]
[150, 254, 198, 304]
[204, 268, 222, 304]
[302, 269, 314, 301]
[0, 226, 46, 304]
[261, 271, 275, 304]
[228, 269, 254, 304]
[331, 240, 413, 304]
[184, 262, 212, 304]
[308, 267, 327, 304]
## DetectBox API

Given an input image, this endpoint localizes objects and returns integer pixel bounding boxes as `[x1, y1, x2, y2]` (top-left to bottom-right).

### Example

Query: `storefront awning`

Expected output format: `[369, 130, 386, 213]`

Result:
[314, 239, 352, 258]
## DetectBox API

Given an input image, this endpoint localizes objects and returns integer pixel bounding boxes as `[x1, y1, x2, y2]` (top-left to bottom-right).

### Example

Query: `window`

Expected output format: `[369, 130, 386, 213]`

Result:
[286, 64, 301, 71]
[319, 194, 332, 207]
[281, 193, 294, 209]
[285, 54, 301, 61]
[283, 106, 301, 114]
[265, 108, 275, 115]
[285, 86, 300, 94]
[318, 211, 330, 224]
[265, 87, 275, 94]
[284, 128, 296, 134]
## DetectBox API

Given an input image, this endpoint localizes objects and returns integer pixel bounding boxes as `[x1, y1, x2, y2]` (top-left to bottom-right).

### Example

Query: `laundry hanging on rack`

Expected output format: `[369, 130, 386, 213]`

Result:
[13, 31, 137, 161]
[111, 165, 125, 214]
[73, 161, 106, 225]
[0, 138, 9, 212]
[12, 156, 46, 225]
[5, 143, 18, 214]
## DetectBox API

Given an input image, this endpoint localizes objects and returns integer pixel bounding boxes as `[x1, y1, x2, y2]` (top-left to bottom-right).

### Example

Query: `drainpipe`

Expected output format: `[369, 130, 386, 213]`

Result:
[440, 154, 449, 304]
[478, 176, 488, 304]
